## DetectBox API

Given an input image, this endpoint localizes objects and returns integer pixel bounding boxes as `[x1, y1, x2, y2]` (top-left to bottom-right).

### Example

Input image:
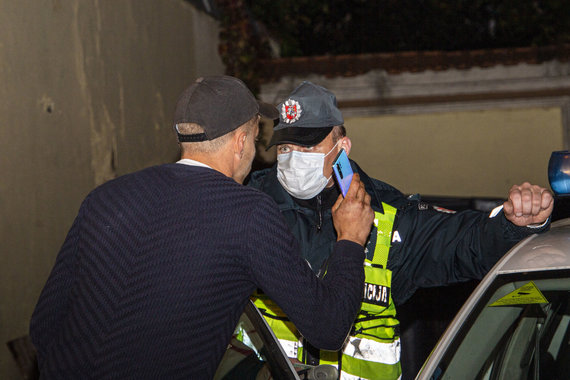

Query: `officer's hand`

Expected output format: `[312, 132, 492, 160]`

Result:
[332, 174, 374, 246]
[503, 182, 554, 226]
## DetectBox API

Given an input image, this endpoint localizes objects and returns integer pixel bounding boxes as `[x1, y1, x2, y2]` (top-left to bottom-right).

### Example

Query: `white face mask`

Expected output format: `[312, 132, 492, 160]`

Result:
[277, 141, 340, 200]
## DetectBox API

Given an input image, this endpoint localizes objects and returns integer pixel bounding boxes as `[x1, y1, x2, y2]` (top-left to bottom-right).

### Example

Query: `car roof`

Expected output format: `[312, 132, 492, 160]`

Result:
[495, 218, 570, 274]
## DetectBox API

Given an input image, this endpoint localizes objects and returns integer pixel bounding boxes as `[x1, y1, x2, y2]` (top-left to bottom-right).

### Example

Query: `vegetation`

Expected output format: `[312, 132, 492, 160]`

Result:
[244, 0, 570, 57]
[213, 0, 570, 92]
[215, 0, 271, 95]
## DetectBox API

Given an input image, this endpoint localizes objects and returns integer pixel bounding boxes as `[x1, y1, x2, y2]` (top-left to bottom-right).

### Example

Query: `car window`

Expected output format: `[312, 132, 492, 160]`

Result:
[432, 271, 570, 380]
[214, 301, 299, 380]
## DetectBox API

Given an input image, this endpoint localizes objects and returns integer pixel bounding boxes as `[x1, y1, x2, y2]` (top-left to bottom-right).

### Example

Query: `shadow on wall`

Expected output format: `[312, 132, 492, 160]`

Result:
[6, 335, 38, 380]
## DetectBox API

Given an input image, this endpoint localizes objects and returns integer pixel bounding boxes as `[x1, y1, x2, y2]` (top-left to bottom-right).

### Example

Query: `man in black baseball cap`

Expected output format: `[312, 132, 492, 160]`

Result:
[247, 81, 553, 380]
[30, 75, 376, 379]
[174, 75, 278, 143]
[172, 75, 280, 183]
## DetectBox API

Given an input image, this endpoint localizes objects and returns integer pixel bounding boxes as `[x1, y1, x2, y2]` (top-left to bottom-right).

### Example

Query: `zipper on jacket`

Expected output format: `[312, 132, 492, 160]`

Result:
[316, 194, 323, 231]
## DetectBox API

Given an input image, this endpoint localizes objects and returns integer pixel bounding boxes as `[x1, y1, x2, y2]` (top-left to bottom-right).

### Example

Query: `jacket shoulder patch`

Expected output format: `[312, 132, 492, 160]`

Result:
[432, 205, 457, 214]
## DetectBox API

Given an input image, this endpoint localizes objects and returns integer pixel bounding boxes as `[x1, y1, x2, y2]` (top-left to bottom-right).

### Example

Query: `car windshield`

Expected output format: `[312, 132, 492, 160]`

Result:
[432, 270, 570, 380]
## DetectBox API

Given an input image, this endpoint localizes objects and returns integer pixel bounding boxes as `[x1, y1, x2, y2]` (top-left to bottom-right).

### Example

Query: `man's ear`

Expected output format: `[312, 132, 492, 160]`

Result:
[234, 129, 247, 158]
[341, 137, 352, 155]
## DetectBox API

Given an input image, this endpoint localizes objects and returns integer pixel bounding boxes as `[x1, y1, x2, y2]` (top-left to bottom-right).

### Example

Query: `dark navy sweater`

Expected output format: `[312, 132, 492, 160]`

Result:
[30, 163, 365, 379]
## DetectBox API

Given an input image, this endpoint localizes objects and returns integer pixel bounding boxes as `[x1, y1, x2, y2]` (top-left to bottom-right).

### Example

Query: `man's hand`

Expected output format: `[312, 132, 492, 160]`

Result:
[332, 174, 375, 246]
[503, 182, 554, 227]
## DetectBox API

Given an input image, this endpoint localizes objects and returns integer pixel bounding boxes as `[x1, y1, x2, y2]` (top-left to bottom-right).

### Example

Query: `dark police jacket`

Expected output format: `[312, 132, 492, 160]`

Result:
[248, 160, 549, 305]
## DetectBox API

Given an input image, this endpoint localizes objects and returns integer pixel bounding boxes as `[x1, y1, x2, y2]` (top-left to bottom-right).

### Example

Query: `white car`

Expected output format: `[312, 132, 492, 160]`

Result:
[416, 217, 570, 380]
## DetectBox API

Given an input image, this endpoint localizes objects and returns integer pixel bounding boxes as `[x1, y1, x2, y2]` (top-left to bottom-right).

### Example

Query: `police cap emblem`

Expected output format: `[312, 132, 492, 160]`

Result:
[281, 99, 302, 124]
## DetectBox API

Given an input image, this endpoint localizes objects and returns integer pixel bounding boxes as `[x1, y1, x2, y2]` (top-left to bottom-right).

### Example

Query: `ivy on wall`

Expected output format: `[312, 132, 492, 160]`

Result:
[215, 0, 271, 95]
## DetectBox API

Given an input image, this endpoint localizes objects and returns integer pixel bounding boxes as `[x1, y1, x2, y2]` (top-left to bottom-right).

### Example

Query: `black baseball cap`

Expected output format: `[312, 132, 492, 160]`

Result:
[267, 81, 344, 148]
[174, 76, 278, 142]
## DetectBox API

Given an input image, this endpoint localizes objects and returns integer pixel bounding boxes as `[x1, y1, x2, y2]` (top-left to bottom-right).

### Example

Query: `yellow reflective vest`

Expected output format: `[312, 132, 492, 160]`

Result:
[253, 204, 400, 380]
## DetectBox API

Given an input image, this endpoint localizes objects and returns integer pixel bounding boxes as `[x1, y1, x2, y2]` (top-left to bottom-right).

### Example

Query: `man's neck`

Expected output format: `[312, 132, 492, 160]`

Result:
[181, 152, 232, 178]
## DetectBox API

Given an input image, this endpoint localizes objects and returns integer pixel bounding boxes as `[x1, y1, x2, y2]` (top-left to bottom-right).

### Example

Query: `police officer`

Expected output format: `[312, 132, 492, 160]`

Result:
[248, 81, 554, 380]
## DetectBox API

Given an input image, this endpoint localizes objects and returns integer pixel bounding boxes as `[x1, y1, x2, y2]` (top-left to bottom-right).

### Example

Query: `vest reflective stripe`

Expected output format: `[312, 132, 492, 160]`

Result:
[321, 340, 401, 380]
[343, 337, 400, 365]
[251, 203, 401, 380]
[278, 339, 299, 358]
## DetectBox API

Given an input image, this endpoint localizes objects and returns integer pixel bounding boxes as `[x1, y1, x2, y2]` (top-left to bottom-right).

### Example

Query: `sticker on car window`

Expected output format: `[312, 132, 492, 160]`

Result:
[489, 281, 548, 306]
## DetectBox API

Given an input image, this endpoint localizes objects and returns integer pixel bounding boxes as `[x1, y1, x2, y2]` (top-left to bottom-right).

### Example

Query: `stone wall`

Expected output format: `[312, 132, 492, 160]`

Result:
[0, 1, 223, 377]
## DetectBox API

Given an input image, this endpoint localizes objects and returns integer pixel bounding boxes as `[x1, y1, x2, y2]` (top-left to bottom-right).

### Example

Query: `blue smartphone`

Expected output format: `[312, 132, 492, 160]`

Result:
[332, 149, 353, 197]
